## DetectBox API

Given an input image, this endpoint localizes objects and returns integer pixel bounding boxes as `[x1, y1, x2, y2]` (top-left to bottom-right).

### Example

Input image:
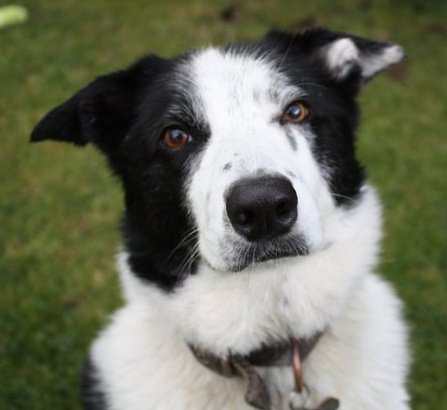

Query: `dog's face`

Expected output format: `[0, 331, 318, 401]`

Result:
[187, 49, 327, 273]
[32, 28, 403, 290]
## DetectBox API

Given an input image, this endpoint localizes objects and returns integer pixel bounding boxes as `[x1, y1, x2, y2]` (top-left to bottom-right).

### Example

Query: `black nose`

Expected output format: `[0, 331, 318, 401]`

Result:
[226, 176, 298, 241]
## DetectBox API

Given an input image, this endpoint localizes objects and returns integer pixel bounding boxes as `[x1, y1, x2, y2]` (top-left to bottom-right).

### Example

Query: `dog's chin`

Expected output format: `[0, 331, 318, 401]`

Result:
[228, 248, 309, 273]
[220, 235, 310, 273]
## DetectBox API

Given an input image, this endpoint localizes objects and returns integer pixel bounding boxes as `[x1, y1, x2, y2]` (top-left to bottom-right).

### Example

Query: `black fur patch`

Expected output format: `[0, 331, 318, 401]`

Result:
[258, 30, 368, 204]
[32, 54, 208, 291]
[114, 58, 210, 290]
[81, 357, 107, 410]
[285, 128, 298, 151]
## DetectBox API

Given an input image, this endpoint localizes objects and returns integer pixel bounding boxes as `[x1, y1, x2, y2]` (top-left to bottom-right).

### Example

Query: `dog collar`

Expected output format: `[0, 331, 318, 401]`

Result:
[189, 332, 339, 410]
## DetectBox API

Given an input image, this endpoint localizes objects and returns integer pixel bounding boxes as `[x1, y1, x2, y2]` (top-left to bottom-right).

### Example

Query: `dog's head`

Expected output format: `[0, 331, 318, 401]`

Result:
[31, 28, 404, 290]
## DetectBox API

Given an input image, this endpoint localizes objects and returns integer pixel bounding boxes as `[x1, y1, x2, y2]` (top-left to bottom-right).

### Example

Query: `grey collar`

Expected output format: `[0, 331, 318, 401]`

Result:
[189, 332, 324, 410]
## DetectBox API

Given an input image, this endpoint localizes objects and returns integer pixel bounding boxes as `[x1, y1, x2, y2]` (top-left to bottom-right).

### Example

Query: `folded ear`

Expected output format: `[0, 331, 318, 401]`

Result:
[31, 55, 167, 151]
[265, 27, 405, 86]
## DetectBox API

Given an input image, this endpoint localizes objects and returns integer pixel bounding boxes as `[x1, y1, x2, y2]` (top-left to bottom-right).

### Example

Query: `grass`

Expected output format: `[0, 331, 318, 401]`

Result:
[0, 0, 446, 409]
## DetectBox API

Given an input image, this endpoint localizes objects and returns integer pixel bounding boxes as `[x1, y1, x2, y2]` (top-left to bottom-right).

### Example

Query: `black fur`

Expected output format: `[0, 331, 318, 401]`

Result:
[32, 54, 208, 291]
[81, 357, 107, 410]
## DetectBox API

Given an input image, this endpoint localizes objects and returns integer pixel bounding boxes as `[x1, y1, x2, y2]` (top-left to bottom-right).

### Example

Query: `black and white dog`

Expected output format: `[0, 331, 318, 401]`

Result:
[31, 28, 409, 410]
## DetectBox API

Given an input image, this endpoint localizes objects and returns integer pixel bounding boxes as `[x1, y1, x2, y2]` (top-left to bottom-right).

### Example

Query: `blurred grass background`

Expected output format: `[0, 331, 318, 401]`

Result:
[0, 0, 446, 409]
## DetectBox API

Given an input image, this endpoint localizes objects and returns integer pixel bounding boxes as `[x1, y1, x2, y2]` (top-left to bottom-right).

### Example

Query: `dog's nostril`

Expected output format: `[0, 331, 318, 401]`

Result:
[237, 210, 254, 226]
[276, 200, 293, 218]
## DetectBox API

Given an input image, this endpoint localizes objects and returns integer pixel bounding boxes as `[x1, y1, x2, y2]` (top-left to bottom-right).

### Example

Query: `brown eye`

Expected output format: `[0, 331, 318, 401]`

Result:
[162, 128, 192, 149]
[282, 102, 309, 124]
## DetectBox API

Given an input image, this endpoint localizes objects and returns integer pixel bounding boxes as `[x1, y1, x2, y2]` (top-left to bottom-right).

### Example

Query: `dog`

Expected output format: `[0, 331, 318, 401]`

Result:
[31, 27, 410, 410]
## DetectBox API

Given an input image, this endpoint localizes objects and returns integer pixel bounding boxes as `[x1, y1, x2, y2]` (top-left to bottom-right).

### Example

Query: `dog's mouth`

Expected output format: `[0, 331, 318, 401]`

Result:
[224, 235, 309, 272]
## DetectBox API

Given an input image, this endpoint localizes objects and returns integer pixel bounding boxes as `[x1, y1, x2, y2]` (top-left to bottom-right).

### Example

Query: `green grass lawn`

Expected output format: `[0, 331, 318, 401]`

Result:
[1, 0, 446, 409]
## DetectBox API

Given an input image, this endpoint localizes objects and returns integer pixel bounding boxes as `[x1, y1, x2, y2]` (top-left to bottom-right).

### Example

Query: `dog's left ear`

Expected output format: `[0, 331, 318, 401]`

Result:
[265, 27, 405, 87]
[30, 55, 168, 152]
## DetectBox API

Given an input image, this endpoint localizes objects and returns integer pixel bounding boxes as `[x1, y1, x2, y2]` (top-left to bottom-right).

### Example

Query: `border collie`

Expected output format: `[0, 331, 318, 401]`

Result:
[31, 28, 409, 410]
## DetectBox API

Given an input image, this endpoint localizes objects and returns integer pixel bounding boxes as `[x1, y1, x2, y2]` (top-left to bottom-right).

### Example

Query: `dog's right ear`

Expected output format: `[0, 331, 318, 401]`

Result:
[31, 55, 167, 152]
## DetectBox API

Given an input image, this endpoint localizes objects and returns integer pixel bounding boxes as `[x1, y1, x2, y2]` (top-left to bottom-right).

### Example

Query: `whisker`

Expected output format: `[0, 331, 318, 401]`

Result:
[164, 227, 199, 267]
[250, 243, 257, 269]
[331, 193, 359, 205]
[296, 82, 331, 92]
[177, 243, 201, 278]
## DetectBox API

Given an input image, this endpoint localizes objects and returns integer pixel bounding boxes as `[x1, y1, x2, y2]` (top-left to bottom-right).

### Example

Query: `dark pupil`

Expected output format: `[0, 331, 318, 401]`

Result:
[287, 104, 300, 118]
[170, 129, 185, 142]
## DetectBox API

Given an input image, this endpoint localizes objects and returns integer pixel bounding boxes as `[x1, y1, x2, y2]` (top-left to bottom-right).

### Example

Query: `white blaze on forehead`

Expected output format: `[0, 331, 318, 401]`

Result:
[189, 48, 301, 136]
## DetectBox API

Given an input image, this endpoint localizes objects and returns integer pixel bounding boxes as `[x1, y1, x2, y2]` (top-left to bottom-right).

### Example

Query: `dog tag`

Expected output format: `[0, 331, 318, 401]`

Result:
[288, 386, 309, 409]
[288, 340, 340, 410]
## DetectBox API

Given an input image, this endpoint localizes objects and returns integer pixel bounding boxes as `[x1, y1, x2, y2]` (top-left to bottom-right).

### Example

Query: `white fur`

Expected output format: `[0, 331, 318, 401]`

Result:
[324, 38, 360, 79]
[324, 38, 405, 80]
[360, 44, 405, 79]
[89, 49, 409, 409]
